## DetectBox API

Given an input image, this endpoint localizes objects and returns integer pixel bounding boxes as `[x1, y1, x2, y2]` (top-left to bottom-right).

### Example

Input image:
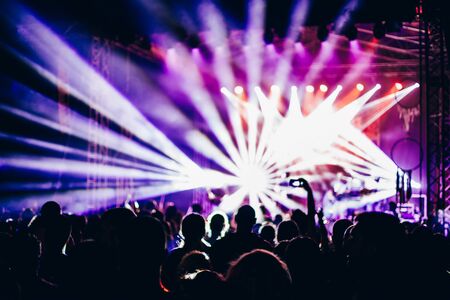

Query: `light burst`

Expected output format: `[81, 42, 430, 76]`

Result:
[1, 2, 421, 217]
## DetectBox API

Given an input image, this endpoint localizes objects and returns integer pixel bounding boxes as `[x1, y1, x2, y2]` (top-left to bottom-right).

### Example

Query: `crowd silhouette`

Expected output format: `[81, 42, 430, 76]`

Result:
[0, 181, 449, 300]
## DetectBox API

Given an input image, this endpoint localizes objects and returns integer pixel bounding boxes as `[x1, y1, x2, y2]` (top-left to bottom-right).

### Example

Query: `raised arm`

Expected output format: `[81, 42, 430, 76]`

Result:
[297, 178, 318, 240]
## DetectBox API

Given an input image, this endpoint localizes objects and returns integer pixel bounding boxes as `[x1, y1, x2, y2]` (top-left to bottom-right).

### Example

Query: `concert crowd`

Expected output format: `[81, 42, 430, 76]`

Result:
[0, 181, 448, 300]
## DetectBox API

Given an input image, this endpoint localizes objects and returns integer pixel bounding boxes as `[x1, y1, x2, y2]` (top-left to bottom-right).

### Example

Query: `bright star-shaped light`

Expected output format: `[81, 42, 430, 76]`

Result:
[238, 164, 270, 194]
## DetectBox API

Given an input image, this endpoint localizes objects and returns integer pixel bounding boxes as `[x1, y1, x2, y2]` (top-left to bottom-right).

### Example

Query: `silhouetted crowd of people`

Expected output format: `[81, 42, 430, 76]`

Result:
[0, 185, 449, 300]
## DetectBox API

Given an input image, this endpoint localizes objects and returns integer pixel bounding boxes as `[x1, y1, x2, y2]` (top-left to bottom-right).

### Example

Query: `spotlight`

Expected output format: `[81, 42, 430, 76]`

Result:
[320, 84, 328, 92]
[337, 85, 343, 91]
[271, 85, 280, 93]
[375, 83, 382, 89]
[373, 21, 386, 40]
[306, 85, 315, 93]
[234, 85, 244, 94]
[317, 25, 329, 42]
[395, 82, 403, 90]
[356, 83, 364, 91]
[344, 25, 358, 41]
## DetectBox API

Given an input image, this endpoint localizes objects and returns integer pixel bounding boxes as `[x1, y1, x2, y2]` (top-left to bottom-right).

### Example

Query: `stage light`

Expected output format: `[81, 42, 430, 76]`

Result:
[375, 83, 381, 89]
[271, 84, 281, 93]
[373, 22, 386, 39]
[306, 85, 315, 93]
[5, 5, 423, 217]
[317, 25, 329, 42]
[234, 85, 244, 94]
[238, 164, 269, 194]
[395, 82, 403, 90]
[344, 25, 358, 41]
[356, 83, 364, 91]
[320, 84, 328, 92]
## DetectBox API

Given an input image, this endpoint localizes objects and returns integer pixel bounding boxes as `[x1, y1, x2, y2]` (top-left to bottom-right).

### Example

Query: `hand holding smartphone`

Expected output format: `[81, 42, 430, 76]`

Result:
[289, 178, 310, 190]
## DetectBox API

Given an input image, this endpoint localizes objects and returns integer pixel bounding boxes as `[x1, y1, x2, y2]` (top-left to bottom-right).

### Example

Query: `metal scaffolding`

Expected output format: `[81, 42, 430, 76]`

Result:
[421, 1, 450, 217]
[87, 36, 111, 209]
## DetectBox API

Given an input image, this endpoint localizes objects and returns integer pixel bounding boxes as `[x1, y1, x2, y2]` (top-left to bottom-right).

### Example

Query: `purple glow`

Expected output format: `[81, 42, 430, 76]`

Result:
[0, 2, 422, 218]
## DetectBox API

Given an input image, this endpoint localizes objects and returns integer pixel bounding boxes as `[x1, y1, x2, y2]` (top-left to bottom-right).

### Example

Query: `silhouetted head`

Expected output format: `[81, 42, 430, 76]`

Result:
[181, 270, 226, 300]
[290, 209, 308, 235]
[235, 205, 256, 233]
[136, 199, 156, 212]
[227, 249, 291, 300]
[273, 214, 283, 225]
[208, 212, 228, 238]
[347, 212, 404, 268]
[276, 220, 299, 243]
[181, 213, 206, 243]
[101, 208, 136, 230]
[29, 214, 71, 254]
[259, 223, 276, 244]
[165, 204, 179, 220]
[178, 250, 211, 276]
[191, 203, 203, 214]
[40, 201, 61, 218]
[101, 208, 136, 245]
[20, 208, 34, 225]
[332, 219, 353, 250]
[388, 201, 397, 212]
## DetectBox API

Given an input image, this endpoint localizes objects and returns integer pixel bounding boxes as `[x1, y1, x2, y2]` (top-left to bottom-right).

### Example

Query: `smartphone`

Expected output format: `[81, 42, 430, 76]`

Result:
[289, 178, 305, 188]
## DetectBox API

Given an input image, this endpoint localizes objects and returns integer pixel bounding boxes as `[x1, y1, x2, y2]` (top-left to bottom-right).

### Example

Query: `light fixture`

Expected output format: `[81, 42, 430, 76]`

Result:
[373, 21, 386, 39]
[271, 85, 280, 93]
[320, 84, 328, 92]
[344, 25, 358, 41]
[317, 25, 329, 42]
[234, 85, 244, 94]
[356, 83, 364, 91]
